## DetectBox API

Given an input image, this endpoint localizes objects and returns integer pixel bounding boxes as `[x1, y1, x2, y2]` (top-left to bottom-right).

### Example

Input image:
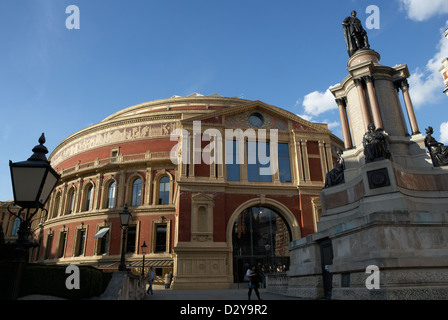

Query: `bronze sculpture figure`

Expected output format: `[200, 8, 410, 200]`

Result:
[343, 11, 370, 57]
[363, 123, 391, 163]
[425, 127, 448, 167]
[324, 149, 345, 188]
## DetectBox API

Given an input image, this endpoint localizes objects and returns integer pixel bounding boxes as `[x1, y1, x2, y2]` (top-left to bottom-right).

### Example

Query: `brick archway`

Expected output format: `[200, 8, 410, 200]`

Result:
[226, 198, 301, 283]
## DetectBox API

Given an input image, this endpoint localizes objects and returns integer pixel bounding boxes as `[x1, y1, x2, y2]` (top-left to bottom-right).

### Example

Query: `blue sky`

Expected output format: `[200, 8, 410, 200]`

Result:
[1, 0, 448, 201]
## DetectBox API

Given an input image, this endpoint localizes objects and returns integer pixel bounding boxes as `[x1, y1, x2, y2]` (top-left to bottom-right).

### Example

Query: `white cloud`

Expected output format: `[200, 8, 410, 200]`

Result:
[399, 0, 448, 21]
[408, 26, 448, 107]
[408, 69, 442, 107]
[302, 87, 337, 117]
[326, 121, 341, 130]
[440, 122, 448, 144]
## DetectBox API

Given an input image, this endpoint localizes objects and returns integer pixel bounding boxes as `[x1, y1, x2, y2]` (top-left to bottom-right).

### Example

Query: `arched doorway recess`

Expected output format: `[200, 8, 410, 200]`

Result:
[227, 199, 300, 284]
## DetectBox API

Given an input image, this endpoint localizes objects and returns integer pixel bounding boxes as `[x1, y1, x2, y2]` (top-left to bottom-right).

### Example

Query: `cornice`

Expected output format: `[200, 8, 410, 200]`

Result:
[102, 96, 251, 122]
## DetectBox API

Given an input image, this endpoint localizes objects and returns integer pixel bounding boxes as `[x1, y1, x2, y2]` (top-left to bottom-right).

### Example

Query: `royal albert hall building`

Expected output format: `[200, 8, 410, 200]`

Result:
[30, 93, 343, 289]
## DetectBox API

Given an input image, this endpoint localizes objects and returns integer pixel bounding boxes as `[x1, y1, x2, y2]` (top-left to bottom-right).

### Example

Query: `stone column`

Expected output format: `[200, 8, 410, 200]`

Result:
[293, 133, 305, 184]
[400, 79, 420, 135]
[354, 78, 372, 132]
[325, 142, 333, 172]
[300, 140, 310, 182]
[336, 98, 353, 150]
[145, 168, 152, 205]
[117, 170, 125, 207]
[364, 76, 384, 130]
[75, 177, 83, 213]
[93, 173, 102, 210]
[318, 141, 328, 180]
[189, 135, 195, 177]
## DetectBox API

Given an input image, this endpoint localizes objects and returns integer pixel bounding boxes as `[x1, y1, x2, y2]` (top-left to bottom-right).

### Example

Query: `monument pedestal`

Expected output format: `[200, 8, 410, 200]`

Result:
[289, 210, 448, 299]
[288, 160, 448, 299]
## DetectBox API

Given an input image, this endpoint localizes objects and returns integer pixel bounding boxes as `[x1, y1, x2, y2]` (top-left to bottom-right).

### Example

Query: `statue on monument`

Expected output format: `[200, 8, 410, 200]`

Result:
[363, 123, 391, 163]
[342, 11, 370, 57]
[424, 126, 448, 167]
[324, 149, 345, 188]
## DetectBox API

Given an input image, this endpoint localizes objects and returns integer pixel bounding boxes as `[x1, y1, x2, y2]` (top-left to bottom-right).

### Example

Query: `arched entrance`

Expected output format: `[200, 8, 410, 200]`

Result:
[231, 206, 292, 283]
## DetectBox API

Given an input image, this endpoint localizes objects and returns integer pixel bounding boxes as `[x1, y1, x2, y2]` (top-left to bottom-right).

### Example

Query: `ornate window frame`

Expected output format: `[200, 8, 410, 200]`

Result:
[151, 217, 170, 254]
[65, 185, 77, 215]
[102, 177, 117, 209]
[94, 221, 112, 256]
[81, 181, 95, 212]
[128, 174, 144, 207]
[152, 170, 174, 206]
[73, 223, 88, 257]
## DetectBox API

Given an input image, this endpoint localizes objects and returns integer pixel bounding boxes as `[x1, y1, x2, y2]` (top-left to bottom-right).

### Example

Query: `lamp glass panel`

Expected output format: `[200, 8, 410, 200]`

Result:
[39, 170, 59, 206]
[120, 211, 131, 226]
[11, 166, 46, 202]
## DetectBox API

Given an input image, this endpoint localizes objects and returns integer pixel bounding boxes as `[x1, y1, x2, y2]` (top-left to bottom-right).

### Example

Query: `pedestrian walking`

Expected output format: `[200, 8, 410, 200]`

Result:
[246, 265, 262, 300]
[146, 267, 155, 295]
[164, 272, 171, 289]
[261, 267, 266, 288]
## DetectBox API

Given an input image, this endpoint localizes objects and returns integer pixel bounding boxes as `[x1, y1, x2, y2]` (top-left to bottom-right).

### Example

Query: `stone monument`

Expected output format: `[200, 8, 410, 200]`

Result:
[286, 12, 448, 300]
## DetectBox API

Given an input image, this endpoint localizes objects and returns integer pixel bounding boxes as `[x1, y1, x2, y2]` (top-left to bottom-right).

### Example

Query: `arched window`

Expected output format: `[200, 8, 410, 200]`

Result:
[131, 178, 142, 206]
[84, 185, 93, 211]
[158, 176, 170, 205]
[106, 181, 116, 209]
[66, 188, 75, 214]
[52, 193, 61, 218]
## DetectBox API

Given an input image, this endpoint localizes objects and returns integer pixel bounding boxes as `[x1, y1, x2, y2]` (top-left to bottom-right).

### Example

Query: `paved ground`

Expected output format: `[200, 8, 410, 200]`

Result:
[19, 284, 302, 301]
[142, 284, 302, 300]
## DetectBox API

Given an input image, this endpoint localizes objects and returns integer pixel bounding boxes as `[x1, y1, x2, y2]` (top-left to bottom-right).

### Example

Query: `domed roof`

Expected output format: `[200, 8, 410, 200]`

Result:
[101, 93, 248, 123]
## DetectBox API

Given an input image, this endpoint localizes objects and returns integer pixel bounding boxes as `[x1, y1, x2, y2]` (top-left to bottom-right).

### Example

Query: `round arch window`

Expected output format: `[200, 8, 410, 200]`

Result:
[248, 112, 265, 127]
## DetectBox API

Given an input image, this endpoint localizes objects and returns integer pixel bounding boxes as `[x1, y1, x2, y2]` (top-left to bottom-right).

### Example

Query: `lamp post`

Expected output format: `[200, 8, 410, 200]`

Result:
[7, 133, 60, 299]
[141, 241, 147, 278]
[118, 204, 132, 271]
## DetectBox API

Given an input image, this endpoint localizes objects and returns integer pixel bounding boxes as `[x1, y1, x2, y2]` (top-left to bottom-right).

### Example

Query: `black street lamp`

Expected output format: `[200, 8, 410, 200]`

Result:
[6, 133, 60, 299]
[9, 133, 60, 250]
[118, 204, 132, 271]
[141, 241, 147, 277]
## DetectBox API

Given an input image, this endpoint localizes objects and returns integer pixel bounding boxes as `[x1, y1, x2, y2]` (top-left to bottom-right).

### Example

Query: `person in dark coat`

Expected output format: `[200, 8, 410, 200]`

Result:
[246, 265, 262, 300]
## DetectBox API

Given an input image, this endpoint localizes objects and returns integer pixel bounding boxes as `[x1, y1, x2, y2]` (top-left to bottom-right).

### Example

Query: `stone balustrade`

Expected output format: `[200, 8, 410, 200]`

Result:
[99, 271, 146, 300]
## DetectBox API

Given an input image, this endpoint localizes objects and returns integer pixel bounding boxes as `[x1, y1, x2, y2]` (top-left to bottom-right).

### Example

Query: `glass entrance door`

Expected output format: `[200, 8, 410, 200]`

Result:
[232, 206, 291, 283]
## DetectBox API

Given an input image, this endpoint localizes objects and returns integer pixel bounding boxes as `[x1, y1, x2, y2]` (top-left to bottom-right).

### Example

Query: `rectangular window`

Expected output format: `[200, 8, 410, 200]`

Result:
[247, 141, 272, 182]
[57, 231, 67, 258]
[278, 143, 292, 182]
[226, 140, 240, 181]
[111, 148, 119, 162]
[45, 233, 53, 259]
[75, 229, 86, 256]
[97, 228, 109, 255]
[155, 225, 167, 253]
[126, 226, 137, 253]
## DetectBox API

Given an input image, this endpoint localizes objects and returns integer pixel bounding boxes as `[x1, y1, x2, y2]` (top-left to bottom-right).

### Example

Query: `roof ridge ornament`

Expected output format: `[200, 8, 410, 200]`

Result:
[27, 133, 50, 162]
